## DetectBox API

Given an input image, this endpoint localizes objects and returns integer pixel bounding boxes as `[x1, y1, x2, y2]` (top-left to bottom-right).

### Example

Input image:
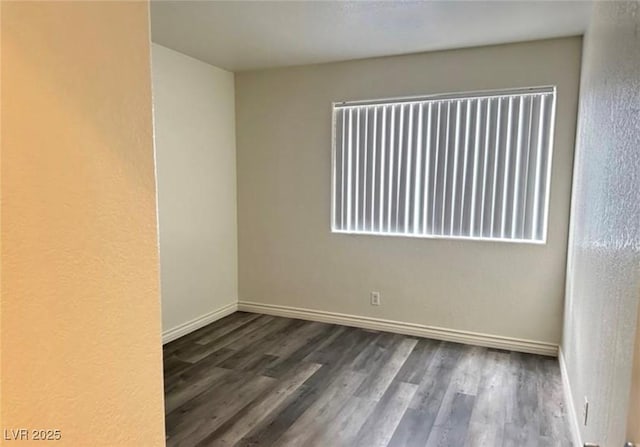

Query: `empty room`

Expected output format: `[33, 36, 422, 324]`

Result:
[2, 1, 639, 447]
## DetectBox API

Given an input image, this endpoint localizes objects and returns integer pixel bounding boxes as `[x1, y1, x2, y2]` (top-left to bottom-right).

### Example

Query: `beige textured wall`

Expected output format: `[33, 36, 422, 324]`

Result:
[0, 0, 3, 432]
[236, 37, 581, 345]
[151, 44, 237, 337]
[1, 2, 165, 445]
[562, 2, 640, 446]
[562, 1, 640, 447]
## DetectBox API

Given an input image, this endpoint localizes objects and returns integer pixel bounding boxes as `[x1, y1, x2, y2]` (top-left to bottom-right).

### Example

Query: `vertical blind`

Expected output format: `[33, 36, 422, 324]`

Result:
[331, 86, 556, 243]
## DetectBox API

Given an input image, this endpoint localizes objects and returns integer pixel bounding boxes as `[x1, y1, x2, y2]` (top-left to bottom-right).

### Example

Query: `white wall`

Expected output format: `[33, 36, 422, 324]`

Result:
[630, 312, 640, 442]
[235, 37, 581, 350]
[151, 44, 237, 340]
[561, 2, 640, 445]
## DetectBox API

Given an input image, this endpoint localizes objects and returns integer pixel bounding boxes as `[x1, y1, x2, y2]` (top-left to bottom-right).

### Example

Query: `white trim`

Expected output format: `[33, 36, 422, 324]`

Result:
[162, 302, 238, 344]
[334, 85, 556, 108]
[237, 301, 558, 357]
[331, 228, 545, 245]
[559, 348, 583, 447]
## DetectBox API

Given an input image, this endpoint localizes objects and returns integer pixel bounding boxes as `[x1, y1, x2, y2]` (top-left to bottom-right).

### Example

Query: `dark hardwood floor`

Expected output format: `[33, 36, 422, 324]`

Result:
[163, 312, 571, 447]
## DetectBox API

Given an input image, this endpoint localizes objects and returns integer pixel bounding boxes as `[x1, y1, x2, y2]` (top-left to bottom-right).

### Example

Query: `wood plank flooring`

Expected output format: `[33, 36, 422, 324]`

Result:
[163, 312, 571, 447]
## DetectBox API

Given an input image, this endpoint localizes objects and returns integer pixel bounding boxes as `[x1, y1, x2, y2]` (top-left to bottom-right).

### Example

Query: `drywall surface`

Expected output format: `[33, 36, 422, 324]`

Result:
[562, 2, 640, 445]
[236, 37, 581, 345]
[151, 44, 238, 335]
[1, 2, 165, 445]
[630, 305, 640, 441]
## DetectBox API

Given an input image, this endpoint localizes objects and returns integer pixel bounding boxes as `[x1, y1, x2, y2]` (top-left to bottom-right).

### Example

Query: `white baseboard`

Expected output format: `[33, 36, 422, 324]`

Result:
[237, 300, 558, 357]
[162, 302, 238, 344]
[559, 348, 583, 447]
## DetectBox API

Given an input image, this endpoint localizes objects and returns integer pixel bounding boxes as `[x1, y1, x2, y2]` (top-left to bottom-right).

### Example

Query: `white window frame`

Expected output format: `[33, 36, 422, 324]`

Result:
[330, 86, 557, 244]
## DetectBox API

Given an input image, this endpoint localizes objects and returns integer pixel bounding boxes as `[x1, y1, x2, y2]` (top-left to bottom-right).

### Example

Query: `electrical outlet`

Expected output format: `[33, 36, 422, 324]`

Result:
[370, 291, 381, 306]
[584, 397, 589, 426]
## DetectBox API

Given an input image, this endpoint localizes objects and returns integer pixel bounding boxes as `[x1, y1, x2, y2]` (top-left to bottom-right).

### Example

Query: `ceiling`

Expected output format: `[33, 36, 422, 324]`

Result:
[150, 1, 591, 72]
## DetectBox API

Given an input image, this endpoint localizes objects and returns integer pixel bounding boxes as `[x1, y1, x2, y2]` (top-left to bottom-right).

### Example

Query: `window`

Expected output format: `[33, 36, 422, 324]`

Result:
[331, 86, 556, 243]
